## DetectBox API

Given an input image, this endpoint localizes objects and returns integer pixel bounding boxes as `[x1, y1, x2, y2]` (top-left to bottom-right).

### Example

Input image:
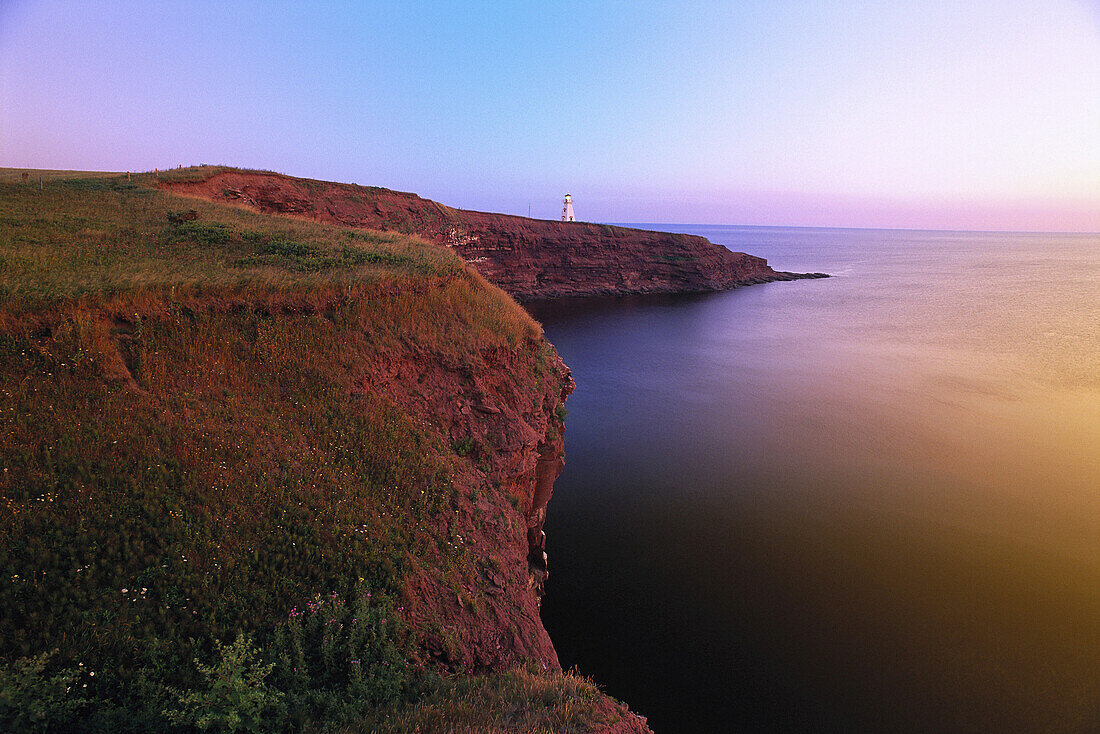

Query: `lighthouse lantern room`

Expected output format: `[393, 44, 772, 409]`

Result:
[561, 193, 575, 222]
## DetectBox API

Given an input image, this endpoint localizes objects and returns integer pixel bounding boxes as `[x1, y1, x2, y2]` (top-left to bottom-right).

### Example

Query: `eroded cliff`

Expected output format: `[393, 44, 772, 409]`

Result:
[0, 169, 652, 732]
[161, 168, 824, 300]
[364, 319, 574, 671]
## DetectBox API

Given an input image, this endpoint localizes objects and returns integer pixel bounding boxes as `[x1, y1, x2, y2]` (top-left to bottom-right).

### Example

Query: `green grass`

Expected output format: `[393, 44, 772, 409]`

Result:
[0, 171, 460, 303]
[138, 164, 277, 185]
[0, 167, 125, 184]
[0, 300, 448, 688]
[0, 169, 599, 732]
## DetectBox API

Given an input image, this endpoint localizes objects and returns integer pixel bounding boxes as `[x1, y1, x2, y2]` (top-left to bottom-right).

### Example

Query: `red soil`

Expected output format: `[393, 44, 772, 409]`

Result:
[161, 170, 819, 301]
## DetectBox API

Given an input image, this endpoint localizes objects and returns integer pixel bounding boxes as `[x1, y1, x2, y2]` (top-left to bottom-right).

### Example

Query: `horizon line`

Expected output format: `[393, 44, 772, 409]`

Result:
[4, 165, 1095, 236]
[610, 221, 1100, 236]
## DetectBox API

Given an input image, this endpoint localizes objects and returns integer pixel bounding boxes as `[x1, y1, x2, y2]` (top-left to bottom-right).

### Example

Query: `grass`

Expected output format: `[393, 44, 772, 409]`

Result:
[354, 668, 625, 733]
[0, 171, 461, 303]
[1, 298, 447, 676]
[0, 168, 601, 731]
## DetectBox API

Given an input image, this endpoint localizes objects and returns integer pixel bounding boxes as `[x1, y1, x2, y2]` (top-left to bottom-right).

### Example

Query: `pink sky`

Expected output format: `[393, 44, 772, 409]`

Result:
[2, 0, 1098, 231]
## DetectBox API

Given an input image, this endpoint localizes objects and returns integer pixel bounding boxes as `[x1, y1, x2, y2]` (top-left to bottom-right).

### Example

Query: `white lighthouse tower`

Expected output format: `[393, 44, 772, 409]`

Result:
[561, 193, 575, 222]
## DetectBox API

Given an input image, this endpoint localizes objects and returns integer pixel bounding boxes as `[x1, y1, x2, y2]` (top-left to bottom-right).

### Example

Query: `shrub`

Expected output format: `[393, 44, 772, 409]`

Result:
[451, 436, 476, 457]
[167, 633, 281, 733]
[0, 651, 87, 732]
[272, 589, 414, 725]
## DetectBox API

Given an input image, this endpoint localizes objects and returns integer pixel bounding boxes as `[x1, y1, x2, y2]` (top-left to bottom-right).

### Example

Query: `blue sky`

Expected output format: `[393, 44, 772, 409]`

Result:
[1, 0, 1097, 230]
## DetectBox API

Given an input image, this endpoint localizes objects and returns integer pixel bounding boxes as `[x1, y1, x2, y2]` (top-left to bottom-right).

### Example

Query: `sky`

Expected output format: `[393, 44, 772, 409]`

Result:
[1, 0, 1097, 231]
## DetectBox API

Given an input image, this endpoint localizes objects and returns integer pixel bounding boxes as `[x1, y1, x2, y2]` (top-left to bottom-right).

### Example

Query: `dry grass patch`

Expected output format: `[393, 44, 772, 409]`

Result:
[353, 668, 624, 734]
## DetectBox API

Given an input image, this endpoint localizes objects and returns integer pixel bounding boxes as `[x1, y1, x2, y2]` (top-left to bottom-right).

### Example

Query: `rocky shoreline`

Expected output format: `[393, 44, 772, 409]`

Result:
[162, 169, 827, 301]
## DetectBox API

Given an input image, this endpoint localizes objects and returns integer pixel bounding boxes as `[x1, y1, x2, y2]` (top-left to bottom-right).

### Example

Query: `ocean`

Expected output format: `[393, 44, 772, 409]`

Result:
[529, 225, 1100, 733]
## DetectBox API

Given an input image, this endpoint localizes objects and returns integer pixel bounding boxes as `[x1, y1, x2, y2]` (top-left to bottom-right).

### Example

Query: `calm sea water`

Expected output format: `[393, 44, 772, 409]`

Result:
[530, 225, 1100, 733]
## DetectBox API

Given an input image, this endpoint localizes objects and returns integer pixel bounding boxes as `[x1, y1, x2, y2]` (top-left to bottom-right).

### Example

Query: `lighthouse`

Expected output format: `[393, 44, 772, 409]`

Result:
[561, 193, 575, 222]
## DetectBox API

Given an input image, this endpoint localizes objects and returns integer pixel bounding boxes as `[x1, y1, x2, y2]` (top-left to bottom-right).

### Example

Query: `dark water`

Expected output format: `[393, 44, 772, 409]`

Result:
[530, 226, 1100, 733]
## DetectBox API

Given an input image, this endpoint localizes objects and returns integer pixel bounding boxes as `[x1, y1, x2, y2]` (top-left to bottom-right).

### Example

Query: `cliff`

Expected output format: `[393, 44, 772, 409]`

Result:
[159, 167, 825, 300]
[0, 169, 650, 732]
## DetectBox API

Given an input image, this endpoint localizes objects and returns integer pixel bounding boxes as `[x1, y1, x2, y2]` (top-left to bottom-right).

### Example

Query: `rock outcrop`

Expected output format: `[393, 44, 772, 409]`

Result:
[161, 170, 825, 300]
[363, 337, 574, 672]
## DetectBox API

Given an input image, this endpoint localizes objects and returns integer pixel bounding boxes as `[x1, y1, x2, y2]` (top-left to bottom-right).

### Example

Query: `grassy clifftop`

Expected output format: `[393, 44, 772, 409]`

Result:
[0, 170, 648, 732]
[147, 165, 819, 301]
[0, 168, 459, 300]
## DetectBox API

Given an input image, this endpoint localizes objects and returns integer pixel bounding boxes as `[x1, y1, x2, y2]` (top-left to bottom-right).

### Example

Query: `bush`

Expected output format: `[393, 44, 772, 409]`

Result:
[167, 633, 281, 733]
[0, 651, 87, 732]
[451, 436, 476, 457]
[272, 589, 414, 725]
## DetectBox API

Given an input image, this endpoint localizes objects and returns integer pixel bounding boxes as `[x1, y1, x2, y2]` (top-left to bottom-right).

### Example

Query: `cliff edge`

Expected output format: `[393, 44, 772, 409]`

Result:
[0, 168, 650, 732]
[160, 167, 825, 300]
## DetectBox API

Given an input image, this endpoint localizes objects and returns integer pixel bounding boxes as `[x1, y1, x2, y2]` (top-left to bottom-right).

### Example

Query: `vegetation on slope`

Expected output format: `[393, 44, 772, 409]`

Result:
[0, 168, 458, 302]
[0, 170, 626, 732]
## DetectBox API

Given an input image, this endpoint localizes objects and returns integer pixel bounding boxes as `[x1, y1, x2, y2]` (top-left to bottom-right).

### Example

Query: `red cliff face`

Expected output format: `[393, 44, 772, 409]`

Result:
[346, 330, 652, 731]
[158, 169, 820, 732]
[362, 338, 573, 672]
[162, 170, 821, 300]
